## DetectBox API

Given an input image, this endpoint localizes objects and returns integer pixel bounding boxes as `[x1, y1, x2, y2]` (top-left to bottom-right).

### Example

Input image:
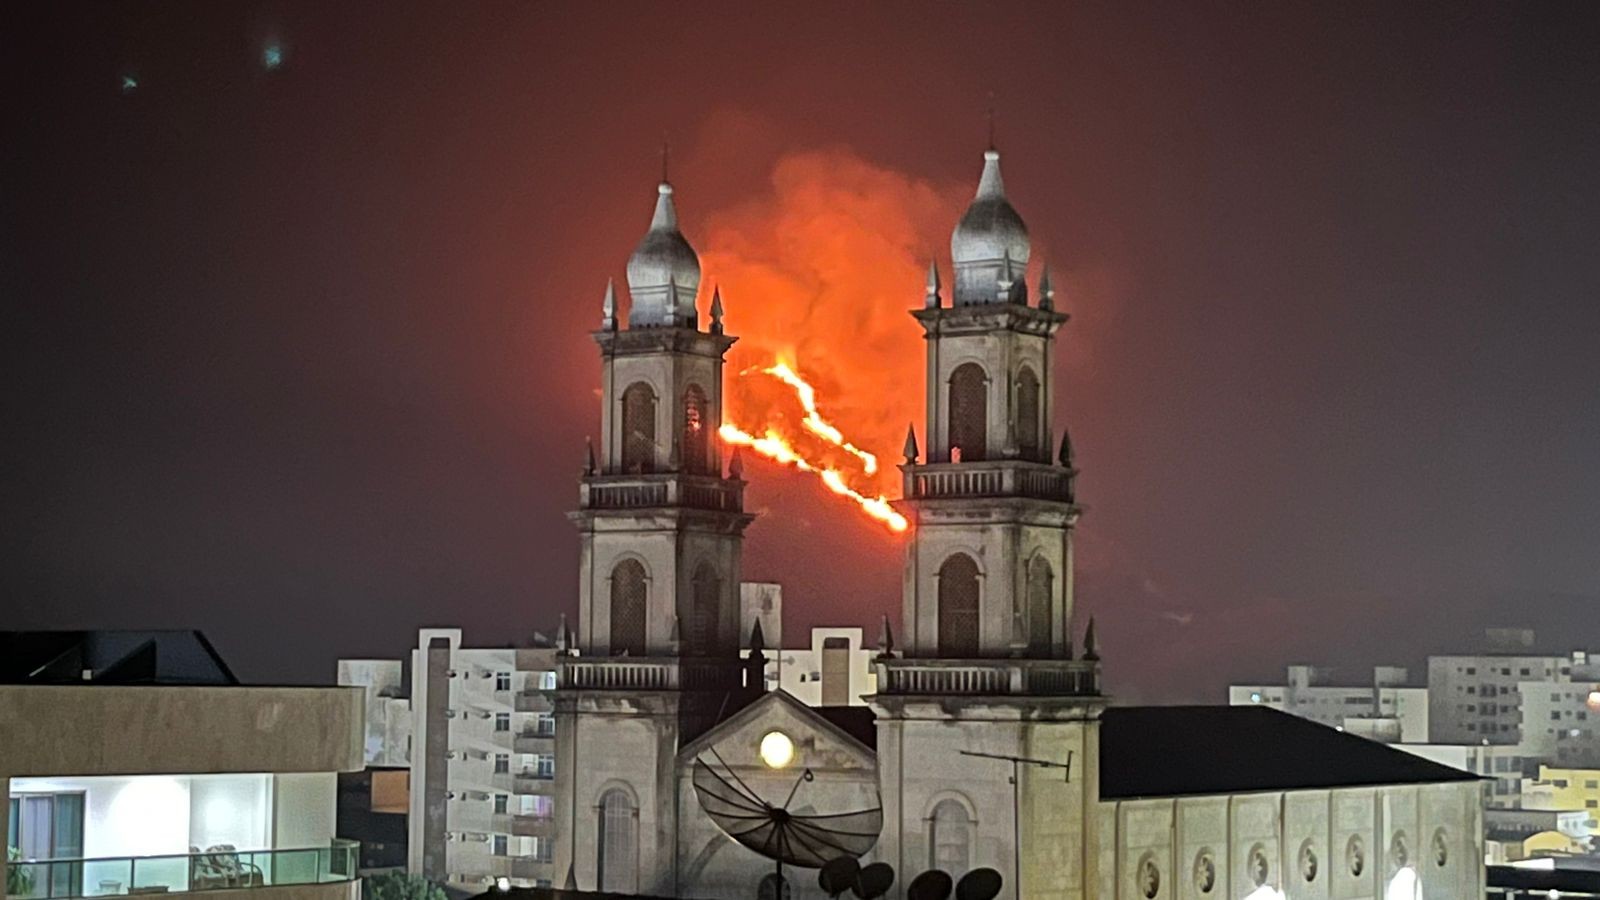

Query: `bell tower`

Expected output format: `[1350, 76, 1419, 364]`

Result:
[870, 147, 1103, 900]
[898, 148, 1080, 660]
[553, 176, 759, 896]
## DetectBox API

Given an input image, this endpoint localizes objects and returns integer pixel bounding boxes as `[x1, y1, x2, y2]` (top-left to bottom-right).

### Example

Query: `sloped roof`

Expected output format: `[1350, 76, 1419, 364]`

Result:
[0, 630, 237, 685]
[1099, 705, 1481, 799]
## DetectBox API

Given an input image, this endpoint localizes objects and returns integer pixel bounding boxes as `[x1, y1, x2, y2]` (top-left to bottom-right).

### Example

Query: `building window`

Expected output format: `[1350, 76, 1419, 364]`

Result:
[537, 754, 556, 778]
[597, 789, 638, 893]
[495, 712, 510, 732]
[1025, 555, 1053, 654]
[535, 713, 556, 737]
[929, 800, 972, 875]
[494, 754, 509, 774]
[1015, 366, 1041, 460]
[494, 794, 509, 815]
[687, 563, 721, 656]
[620, 382, 657, 473]
[936, 554, 980, 657]
[538, 671, 557, 691]
[531, 836, 554, 864]
[682, 384, 709, 474]
[609, 559, 648, 656]
[495, 672, 511, 691]
[493, 835, 508, 856]
[947, 363, 987, 462]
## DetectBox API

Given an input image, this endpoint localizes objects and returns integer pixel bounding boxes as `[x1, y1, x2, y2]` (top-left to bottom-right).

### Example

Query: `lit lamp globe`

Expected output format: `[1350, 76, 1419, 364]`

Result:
[760, 731, 795, 768]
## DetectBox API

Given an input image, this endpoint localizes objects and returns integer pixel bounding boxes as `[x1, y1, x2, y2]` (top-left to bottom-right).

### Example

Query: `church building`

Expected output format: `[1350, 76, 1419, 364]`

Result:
[548, 146, 1484, 900]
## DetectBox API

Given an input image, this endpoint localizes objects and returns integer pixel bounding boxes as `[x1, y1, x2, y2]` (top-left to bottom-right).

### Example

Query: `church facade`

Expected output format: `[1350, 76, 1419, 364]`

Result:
[548, 148, 1483, 900]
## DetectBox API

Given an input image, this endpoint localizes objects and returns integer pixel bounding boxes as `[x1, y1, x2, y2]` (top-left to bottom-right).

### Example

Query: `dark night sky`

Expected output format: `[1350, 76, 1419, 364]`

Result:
[4, 2, 1598, 702]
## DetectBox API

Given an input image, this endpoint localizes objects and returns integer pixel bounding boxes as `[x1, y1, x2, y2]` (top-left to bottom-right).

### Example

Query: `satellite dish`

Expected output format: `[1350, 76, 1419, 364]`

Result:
[907, 870, 953, 900]
[820, 858, 861, 897]
[853, 862, 895, 900]
[692, 751, 883, 869]
[955, 868, 1003, 900]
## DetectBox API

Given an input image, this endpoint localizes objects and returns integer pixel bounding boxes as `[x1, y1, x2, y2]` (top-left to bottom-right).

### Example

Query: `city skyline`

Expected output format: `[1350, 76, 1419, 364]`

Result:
[4, 2, 1599, 703]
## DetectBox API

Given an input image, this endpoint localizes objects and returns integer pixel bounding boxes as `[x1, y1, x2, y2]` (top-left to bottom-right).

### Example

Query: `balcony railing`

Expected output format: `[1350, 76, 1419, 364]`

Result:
[7, 841, 358, 899]
[512, 693, 552, 713]
[491, 814, 556, 838]
[578, 474, 745, 513]
[875, 658, 1099, 697]
[513, 732, 554, 753]
[557, 657, 748, 692]
[901, 461, 1076, 504]
[513, 772, 556, 795]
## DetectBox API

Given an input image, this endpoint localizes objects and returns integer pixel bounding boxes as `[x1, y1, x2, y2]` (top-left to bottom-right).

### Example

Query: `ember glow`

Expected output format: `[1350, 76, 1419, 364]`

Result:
[720, 362, 907, 532]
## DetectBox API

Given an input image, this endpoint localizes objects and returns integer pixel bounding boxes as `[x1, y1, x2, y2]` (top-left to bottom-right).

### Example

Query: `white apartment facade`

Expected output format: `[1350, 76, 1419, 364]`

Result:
[1230, 665, 1430, 743]
[406, 630, 559, 891]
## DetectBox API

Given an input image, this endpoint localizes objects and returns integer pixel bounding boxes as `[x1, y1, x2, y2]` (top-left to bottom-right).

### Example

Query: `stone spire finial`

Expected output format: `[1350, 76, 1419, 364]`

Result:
[710, 285, 725, 335]
[746, 619, 769, 692]
[1058, 427, 1074, 467]
[748, 618, 766, 653]
[601, 278, 617, 330]
[728, 446, 745, 479]
[584, 437, 596, 476]
[667, 614, 681, 651]
[876, 615, 895, 659]
[996, 248, 1015, 302]
[902, 423, 919, 465]
[1082, 617, 1099, 661]
[668, 433, 681, 471]
[555, 614, 572, 654]
[1038, 264, 1055, 312]
[627, 179, 701, 328]
[925, 259, 942, 309]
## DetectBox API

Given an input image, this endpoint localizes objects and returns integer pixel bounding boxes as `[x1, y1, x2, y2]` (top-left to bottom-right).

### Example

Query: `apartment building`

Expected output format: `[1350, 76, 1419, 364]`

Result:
[2, 631, 364, 900]
[1229, 664, 1430, 742]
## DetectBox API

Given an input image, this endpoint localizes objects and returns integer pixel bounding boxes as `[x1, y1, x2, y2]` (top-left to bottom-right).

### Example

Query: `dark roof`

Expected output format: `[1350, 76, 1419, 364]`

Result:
[1488, 864, 1600, 892]
[0, 630, 237, 685]
[815, 705, 877, 750]
[468, 887, 694, 900]
[1099, 705, 1480, 799]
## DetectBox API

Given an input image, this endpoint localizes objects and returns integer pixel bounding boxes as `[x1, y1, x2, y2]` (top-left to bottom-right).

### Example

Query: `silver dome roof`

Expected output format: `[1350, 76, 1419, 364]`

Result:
[951, 150, 1030, 267]
[627, 182, 701, 327]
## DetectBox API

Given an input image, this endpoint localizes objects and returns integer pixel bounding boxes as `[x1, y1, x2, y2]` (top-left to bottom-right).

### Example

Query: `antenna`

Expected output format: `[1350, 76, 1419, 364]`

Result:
[986, 91, 997, 150]
[661, 135, 671, 183]
[957, 748, 1074, 897]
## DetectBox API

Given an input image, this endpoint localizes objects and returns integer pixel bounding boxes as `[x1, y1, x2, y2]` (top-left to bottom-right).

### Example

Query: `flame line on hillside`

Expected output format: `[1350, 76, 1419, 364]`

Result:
[760, 363, 879, 475]
[719, 424, 908, 532]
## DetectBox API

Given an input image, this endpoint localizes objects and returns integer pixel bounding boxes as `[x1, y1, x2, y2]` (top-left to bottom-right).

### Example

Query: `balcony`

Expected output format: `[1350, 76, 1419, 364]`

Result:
[557, 657, 747, 692]
[512, 772, 555, 795]
[492, 814, 555, 838]
[900, 461, 1076, 504]
[6, 841, 358, 900]
[577, 473, 745, 514]
[512, 732, 554, 754]
[875, 657, 1099, 697]
[490, 858, 552, 880]
[512, 694, 552, 714]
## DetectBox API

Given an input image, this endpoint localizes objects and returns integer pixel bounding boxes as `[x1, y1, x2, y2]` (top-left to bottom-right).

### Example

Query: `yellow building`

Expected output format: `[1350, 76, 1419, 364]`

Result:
[1525, 765, 1600, 835]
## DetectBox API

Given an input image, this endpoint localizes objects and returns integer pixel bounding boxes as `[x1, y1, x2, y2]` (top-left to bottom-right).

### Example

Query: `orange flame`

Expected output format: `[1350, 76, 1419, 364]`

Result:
[720, 362, 907, 532]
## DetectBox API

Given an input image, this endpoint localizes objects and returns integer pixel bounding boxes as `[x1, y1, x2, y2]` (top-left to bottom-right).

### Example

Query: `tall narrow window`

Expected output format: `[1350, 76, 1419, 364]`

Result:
[682, 384, 709, 474]
[937, 554, 980, 657]
[610, 560, 647, 656]
[621, 382, 657, 473]
[687, 563, 720, 656]
[930, 800, 972, 875]
[1026, 556, 1054, 655]
[597, 790, 637, 893]
[1015, 366, 1040, 460]
[948, 363, 987, 462]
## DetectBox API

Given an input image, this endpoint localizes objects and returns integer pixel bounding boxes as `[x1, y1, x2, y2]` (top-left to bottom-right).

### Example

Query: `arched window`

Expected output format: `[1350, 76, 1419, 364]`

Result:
[609, 560, 647, 656]
[621, 382, 656, 473]
[758, 874, 791, 900]
[1026, 556, 1054, 655]
[687, 563, 720, 656]
[929, 799, 972, 875]
[682, 384, 709, 474]
[947, 363, 987, 462]
[937, 554, 980, 657]
[1015, 366, 1041, 460]
[596, 789, 637, 893]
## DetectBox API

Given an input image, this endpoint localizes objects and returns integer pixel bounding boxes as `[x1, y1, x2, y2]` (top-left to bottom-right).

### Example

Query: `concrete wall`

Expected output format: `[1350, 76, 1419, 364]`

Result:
[1100, 781, 1483, 900]
[0, 685, 364, 779]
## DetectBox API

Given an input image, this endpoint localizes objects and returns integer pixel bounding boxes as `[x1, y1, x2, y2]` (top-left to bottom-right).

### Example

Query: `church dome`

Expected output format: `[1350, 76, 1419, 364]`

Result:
[627, 182, 701, 327]
[951, 150, 1030, 267]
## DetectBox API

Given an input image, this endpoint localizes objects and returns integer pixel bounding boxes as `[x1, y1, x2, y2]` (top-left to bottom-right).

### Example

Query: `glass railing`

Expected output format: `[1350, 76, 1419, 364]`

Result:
[7, 840, 357, 899]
